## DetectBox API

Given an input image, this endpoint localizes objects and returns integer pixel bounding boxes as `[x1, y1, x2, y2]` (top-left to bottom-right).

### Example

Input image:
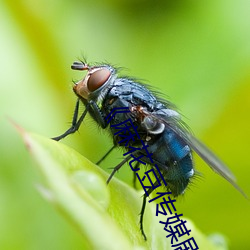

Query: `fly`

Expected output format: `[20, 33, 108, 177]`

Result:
[52, 60, 247, 239]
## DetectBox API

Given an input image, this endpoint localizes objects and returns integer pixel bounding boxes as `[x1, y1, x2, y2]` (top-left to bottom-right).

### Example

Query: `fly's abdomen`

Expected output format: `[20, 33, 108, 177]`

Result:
[165, 129, 194, 195]
[147, 129, 194, 196]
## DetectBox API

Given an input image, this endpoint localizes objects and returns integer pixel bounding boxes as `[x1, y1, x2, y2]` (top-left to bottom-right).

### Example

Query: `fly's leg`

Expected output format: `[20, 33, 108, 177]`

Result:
[140, 194, 148, 240]
[107, 155, 132, 184]
[89, 100, 107, 128]
[52, 99, 89, 141]
[52, 99, 108, 141]
[107, 155, 150, 240]
[106, 153, 148, 240]
[104, 154, 139, 186]
[139, 185, 155, 241]
[96, 145, 116, 165]
[132, 162, 140, 188]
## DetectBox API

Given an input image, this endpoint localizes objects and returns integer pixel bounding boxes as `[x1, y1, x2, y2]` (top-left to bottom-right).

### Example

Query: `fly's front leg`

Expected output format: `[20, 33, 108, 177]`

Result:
[52, 99, 89, 141]
[88, 100, 107, 129]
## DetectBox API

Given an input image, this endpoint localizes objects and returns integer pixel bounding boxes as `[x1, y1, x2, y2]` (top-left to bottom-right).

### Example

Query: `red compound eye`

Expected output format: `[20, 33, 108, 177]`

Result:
[87, 68, 111, 92]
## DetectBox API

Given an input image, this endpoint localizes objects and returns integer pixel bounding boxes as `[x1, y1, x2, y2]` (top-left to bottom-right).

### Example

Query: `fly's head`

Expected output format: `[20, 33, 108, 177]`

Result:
[72, 61, 116, 101]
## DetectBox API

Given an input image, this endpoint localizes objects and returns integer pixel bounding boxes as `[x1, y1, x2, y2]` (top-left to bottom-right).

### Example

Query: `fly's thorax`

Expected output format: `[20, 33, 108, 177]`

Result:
[73, 64, 117, 103]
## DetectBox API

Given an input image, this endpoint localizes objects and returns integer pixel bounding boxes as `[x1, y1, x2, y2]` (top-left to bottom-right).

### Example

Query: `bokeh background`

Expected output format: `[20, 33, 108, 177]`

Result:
[1, 0, 250, 249]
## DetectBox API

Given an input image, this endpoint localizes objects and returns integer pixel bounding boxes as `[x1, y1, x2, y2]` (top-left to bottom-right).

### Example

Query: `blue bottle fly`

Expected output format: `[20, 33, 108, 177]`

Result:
[52, 60, 246, 239]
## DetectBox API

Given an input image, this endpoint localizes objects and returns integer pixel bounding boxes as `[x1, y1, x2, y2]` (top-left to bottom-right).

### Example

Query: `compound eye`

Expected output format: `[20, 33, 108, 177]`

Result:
[87, 68, 111, 92]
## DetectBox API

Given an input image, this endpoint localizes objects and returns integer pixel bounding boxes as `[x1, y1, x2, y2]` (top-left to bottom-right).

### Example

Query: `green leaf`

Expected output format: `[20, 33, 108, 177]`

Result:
[19, 128, 228, 250]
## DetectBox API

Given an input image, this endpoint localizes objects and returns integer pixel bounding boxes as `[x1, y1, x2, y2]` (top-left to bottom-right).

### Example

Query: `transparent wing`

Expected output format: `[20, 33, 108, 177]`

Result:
[174, 127, 247, 198]
[143, 109, 247, 198]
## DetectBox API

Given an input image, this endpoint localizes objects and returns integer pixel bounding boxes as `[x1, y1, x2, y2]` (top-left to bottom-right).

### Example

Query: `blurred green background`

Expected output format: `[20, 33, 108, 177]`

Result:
[1, 0, 250, 249]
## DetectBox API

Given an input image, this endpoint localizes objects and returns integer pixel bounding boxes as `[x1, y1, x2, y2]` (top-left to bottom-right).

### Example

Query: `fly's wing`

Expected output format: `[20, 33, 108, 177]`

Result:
[178, 129, 248, 198]
[149, 109, 248, 198]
